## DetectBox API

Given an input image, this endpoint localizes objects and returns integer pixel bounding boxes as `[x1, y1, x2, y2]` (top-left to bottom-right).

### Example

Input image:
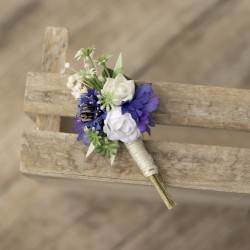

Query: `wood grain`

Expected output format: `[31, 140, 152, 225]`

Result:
[24, 72, 250, 131]
[35, 26, 68, 131]
[20, 130, 250, 194]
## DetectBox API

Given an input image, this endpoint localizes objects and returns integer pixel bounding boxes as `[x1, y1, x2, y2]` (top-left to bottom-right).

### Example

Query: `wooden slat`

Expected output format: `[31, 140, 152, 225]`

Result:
[20, 130, 250, 194]
[35, 26, 68, 131]
[24, 72, 250, 131]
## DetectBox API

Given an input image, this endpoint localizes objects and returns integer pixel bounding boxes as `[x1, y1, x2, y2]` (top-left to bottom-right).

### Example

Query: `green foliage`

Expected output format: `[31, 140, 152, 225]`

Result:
[97, 91, 115, 111]
[113, 67, 123, 78]
[84, 127, 102, 146]
[75, 46, 96, 59]
[96, 54, 112, 65]
[96, 137, 119, 158]
[84, 128, 119, 158]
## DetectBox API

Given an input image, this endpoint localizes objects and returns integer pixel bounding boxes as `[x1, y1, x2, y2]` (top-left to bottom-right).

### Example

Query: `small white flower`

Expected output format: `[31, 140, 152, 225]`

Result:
[102, 74, 135, 106]
[81, 86, 88, 94]
[71, 83, 82, 100]
[66, 75, 77, 89]
[103, 107, 140, 143]
[98, 75, 104, 82]
[64, 62, 70, 68]
[75, 49, 83, 60]
[85, 68, 96, 79]
[71, 90, 81, 100]
[84, 63, 90, 69]
[68, 75, 76, 83]
[66, 81, 74, 89]
[74, 73, 81, 80]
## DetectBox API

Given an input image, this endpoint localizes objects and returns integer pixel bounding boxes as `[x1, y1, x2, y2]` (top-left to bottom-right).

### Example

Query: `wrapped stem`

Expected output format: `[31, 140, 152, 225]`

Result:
[149, 174, 176, 209]
[125, 138, 176, 210]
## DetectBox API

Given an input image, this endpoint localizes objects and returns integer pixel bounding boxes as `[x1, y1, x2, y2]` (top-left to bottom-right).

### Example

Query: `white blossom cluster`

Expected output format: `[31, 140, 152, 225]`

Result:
[66, 71, 88, 100]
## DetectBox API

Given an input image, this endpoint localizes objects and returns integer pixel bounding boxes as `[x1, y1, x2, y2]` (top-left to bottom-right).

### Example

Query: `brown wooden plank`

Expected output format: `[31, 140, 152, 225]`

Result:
[35, 26, 68, 131]
[20, 130, 250, 194]
[24, 72, 250, 131]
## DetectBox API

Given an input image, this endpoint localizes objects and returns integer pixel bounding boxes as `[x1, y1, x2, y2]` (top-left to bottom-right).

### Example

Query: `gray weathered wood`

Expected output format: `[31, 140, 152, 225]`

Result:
[24, 72, 250, 131]
[20, 130, 250, 194]
[35, 26, 68, 131]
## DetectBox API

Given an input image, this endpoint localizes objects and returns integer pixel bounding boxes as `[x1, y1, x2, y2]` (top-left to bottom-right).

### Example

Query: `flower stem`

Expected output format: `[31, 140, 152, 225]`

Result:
[149, 174, 176, 210]
[103, 63, 111, 78]
[88, 56, 96, 70]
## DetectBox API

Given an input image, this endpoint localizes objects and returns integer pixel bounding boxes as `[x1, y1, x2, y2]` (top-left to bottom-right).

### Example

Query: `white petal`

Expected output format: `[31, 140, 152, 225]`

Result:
[68, 75, 76, 83]
[66, 81, 74, 89]
[65, 62, 70, 68]
[114, 53, 122, 72]
[110, 154, 116, 166]
[86, 143, 95, 158]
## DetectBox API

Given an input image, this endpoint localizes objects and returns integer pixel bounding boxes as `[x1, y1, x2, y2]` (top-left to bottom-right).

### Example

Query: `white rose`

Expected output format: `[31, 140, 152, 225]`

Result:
[103, 107, 141, 143]
[102, 74, 135, 105]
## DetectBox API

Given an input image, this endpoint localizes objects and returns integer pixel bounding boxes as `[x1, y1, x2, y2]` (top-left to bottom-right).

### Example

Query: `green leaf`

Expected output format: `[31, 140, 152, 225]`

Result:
[102, 67, 113, 78]
[96, 138, 119, 158]
[106, 68, 131, 80]
[112, 67, 123, 78]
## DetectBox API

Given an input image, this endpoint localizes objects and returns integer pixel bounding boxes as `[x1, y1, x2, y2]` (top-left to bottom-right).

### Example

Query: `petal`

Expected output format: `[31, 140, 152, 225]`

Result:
[138, 121, 147, 132]
[77, 130, 85, 141]
[134, 83, 152, 99]
[83, 136, 89, 144]
[86, 143, 95, 158]
[145, 125, 151, 136]
[145, 97, 159, 112]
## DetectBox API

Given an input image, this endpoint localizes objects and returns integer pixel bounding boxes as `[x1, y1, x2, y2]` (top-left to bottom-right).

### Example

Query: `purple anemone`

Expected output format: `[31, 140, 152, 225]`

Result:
[121, 83, 159, 135]
[74, 89, 106, 144]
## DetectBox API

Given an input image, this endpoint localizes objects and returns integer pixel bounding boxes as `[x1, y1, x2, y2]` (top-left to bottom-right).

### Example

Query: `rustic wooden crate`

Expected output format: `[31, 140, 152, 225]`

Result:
[20, 26, 250, 197]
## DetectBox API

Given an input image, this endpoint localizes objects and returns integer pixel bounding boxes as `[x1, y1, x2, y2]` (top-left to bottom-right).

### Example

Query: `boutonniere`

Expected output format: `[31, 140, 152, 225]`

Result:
[65, 46, 176, 209]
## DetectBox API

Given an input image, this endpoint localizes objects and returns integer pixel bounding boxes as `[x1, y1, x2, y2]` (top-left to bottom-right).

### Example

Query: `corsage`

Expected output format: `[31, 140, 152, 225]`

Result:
[65, 46, 176, 209]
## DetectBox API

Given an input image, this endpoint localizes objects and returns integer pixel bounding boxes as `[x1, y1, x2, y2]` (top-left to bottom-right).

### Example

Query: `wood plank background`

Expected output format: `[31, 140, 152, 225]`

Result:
[1, 0, 250, 249]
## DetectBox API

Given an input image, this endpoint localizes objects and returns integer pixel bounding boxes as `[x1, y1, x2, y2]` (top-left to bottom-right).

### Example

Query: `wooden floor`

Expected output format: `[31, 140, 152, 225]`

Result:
[1, 0, 250, 249]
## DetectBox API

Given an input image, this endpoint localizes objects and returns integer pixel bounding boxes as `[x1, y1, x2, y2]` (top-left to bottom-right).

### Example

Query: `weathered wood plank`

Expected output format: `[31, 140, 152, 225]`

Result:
[35, 26, 68, 131]
[41, 26, 68, 73]
[24, 72, 250, 131]
[20, 130, 250, 194]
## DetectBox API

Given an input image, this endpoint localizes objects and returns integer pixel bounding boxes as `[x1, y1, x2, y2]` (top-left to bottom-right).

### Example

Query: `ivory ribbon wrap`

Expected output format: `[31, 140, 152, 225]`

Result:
[125, 137, 177, 209]
[125, 138, 158, 177]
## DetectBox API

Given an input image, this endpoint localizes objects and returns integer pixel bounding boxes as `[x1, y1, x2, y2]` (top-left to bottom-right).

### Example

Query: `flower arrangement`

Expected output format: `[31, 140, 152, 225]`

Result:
[66, 46, 176, 209]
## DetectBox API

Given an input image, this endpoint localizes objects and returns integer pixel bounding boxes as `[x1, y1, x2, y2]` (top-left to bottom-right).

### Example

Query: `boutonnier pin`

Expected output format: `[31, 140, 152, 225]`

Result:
[65, 46, 176, 209]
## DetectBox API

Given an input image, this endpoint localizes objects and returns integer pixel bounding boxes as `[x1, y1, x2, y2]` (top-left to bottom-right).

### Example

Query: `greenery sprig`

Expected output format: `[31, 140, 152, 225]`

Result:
[84, 127, 119, 158]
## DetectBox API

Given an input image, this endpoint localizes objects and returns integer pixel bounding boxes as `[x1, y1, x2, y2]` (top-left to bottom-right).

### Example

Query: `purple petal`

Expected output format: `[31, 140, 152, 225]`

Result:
[145, 125, 151, 135]
[145, 97, 159, 112]
[83, 137, 89, 144]
[134, 83, 152, 99]
[138, 121, 147, 132]
[77, 130, 85, 141]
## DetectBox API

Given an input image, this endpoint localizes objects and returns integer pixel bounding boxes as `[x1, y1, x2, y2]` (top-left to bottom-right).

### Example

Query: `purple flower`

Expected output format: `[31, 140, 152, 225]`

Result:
[74, 89, 106, 144]
[121, 83, 159, 135]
